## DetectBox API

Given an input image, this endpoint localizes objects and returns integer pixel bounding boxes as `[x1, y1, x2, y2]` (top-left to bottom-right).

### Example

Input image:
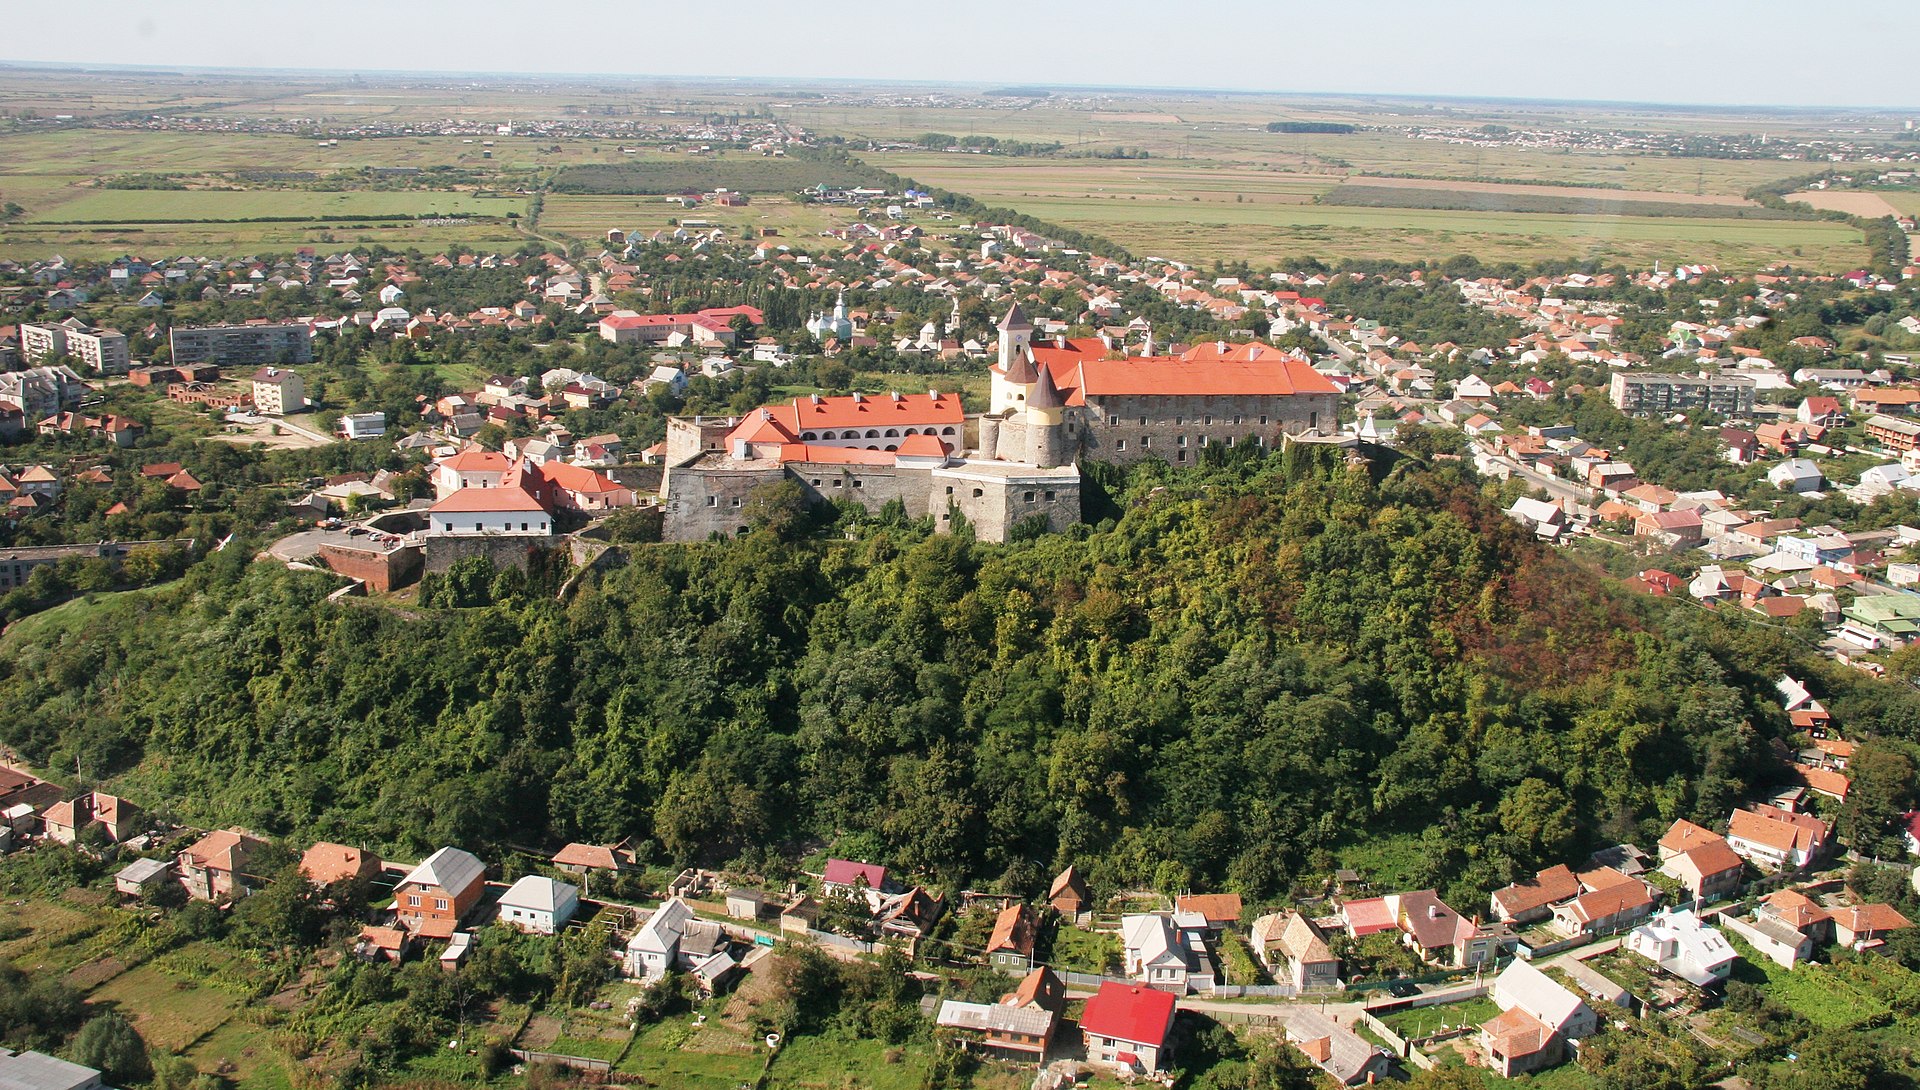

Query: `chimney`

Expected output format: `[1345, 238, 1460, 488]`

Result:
[809, 393, 822, 405]
[1216, 340, 1227, 354]
[1427, 905, 1440, 920]
[731, 439, 749, 459]
[851, 391, 864, 402]
[891, 390, 902, 402]
[928, 389, 941, 401]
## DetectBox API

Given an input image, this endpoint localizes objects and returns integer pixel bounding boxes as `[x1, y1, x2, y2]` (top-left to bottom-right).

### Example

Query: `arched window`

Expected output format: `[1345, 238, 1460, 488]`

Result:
[866, 445, 879, 450]
[942, 426, 956, 436]
[885, 444, 897, 451]
[864, 429, 880, 438]
[884, 429, 899, 437]
[802, 431, 817, 441]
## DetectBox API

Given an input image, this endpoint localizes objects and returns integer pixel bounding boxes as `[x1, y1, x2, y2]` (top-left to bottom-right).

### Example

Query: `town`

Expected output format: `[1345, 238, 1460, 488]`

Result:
[6, 32, 1920, 1090]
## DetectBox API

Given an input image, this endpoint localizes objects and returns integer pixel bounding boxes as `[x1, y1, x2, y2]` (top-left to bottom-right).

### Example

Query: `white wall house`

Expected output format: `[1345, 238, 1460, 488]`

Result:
[497, 875, 580, 935]
[625, 898, 694, 981]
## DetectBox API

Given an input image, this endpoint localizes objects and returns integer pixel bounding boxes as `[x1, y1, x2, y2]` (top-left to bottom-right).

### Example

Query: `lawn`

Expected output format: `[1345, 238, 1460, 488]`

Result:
[186, 1017, 295, 1090]
[0, 899, 108, 974]
[1377, 996, 1500, 1040]
[1043, 924, 1120, 976]
[89, 959, 242, 1051]
[615, 1015, 765, 1090]
[763, 1034, 935, 1090]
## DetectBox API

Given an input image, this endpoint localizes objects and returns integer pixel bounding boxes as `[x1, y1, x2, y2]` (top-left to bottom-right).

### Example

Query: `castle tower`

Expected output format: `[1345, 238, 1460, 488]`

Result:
[990, 343, 1039, 415]
[997, 301, 1033, 371]
[1024, 364, 1070, 467]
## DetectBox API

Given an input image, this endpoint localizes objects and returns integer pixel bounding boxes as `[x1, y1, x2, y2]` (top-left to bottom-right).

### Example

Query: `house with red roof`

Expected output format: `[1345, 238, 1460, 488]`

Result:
[1079, 982, 1177, 1075]
[821, 859, 891, 897]
[178, 828, 269, 901]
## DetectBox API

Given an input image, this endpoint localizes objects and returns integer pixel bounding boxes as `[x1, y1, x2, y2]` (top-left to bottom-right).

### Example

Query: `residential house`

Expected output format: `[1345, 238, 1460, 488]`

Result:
[934, 999, 1056, 1060]
[551, 840, 637, 876]
[1174, 893, 1242, 933]
[1396, 889, 1504, 968]
[300, 842, 381, 887]
[1490, 864, 1582, 925]
[1481, 959, 1597, 1077]
[1721, 911, 1818, 969]
[821, 858, 890, 898]
[338, 412, 386, 440]
[0, 1048, 109, 1090]
[1048, 865, 1089, 919]
[626, 898, 696, 981]
[1121, 914, 1191, 993]
[1285, 1008, 1392, 1086]
[1660, 836, 1745, 902]
[42, 792, 137, 846]
[392, 846, 487, 938]
[779, 894, 820, 935]
[725, 889, 766, 920]
[177, 828, 268, 901]
[1767, 459, 1825, 494]
[1830, 904, 1913, 952]
[1249, 912, 1340, 989]
[497, 875, 580, 935]
[1758, 889, 1833, 945]
[986, 903, 1039, 972]
[1549, 868, 1657, 941]
[1725, 806, 1832, 871]
[1626, 908, 1738, 987]
[114, 857, 171, 897]
[1079, 982, 1178, 1075]
[878, 886, 946, 942]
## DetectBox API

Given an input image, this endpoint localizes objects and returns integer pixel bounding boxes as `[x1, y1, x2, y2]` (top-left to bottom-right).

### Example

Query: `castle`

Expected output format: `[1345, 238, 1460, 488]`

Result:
[656, 304, 1344, 543]
[979, 303, 1341, 467]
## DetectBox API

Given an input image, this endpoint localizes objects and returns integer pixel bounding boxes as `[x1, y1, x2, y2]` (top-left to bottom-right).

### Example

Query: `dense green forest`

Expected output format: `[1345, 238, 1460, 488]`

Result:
[1, 446, 1907, 908]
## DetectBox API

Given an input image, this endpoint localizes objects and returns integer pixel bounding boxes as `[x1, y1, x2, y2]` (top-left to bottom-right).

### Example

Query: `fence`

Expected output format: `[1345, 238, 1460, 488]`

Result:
[511, 1049, 611, 1073]
[806, 928, 875, 954]
[1207, 983, 1299, 999]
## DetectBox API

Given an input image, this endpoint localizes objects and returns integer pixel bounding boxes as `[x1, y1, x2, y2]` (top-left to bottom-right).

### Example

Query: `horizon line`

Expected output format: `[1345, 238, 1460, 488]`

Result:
[0, 59, 1914, 116]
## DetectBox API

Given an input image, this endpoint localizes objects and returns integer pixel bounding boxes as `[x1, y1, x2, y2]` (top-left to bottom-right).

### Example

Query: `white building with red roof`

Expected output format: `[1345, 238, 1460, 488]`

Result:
[1079, 982, 1177, 1075]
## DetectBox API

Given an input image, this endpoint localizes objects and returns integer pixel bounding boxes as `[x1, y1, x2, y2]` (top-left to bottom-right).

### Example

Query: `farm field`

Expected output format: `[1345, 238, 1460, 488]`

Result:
[0, 218, 527, 261]
[943, 189, 1863, 270]
[26, 189, 526, 223]
[1787, 189, 1904, 218]
[539, 193, 850, 243]
[865, 148, 1857, 269]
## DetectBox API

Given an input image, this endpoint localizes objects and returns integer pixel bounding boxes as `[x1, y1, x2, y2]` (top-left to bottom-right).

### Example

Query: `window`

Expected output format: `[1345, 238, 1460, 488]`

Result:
[1310, 411, 1319, 431]
[1260, 415, 1269, 425]
[852, 479, 863, 488]
[1203, 414, 1212, 425]
[945, 485, 954, 495]
[1045, 490, 1056, 500]
[972, 488, 984, 498]
[435, 898, 449, 912]
[1177, 435, 1188, 448]
[810, 478, 821, 486]
[706, 496, 717, 507]
[1108, 414, 1119, 426]
[1142, 436, 1152, 449]
[1116, 439, 1127, 452]
[407, 894, 421, 907]
[1139, 417, 1147, 426]
[1178, 451, 1187, 462]
[833, 480, 844, 487]
[1234, 414, 1243, 425]
[1024, 490, 1035, 502]
[731, 497, 742, 507]
[520, 522, 528, 532]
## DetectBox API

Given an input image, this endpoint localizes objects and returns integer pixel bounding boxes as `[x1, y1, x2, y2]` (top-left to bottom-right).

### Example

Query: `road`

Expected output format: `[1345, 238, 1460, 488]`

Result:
[1486, 448, 1594, 509]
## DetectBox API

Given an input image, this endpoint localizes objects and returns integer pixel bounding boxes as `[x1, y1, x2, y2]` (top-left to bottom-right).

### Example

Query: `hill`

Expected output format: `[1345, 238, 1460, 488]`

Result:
[0, 445, 1885, 906]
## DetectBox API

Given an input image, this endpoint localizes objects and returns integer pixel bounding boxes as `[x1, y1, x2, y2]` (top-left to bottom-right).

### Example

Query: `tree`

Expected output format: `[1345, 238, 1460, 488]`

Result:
[71, 1011, 151, 1085]
[1839, 741, 1916, 857]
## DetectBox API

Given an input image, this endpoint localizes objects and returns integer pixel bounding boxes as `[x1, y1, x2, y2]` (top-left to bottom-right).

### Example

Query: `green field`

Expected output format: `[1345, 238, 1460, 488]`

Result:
[864, 149, 1860, 269]
[540, 193, 849, 243]
[25, 188, 526, 224]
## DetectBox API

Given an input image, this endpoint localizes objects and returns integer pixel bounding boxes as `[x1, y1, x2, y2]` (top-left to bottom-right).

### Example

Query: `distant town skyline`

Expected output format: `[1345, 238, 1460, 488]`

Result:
[6, 0, 1919, 111]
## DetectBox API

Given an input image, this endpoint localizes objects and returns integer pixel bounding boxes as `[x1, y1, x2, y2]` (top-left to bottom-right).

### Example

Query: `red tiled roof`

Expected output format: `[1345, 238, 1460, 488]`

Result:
[1079, 982, 1176, 1049]
[781, 392, 962, 432]
[430, 481, 546, 513]
[823, 859, 886, 888]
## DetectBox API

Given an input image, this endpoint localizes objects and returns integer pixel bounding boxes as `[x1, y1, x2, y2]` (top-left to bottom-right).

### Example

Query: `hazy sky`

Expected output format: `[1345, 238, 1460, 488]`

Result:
[7, 1, 1918, 110]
